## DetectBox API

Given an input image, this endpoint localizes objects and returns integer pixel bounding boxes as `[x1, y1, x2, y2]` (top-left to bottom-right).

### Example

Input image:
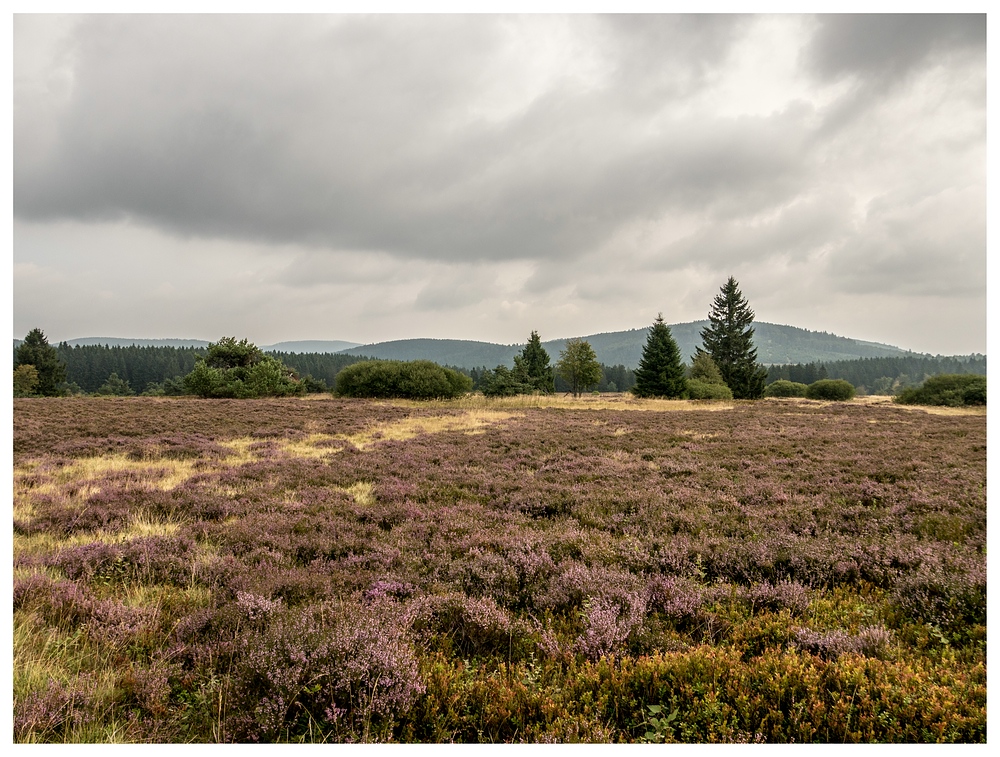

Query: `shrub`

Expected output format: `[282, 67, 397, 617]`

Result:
[686, 379, 733, 400]
[184, 337, 305, 398]
[805, 379, 856, 401]
[764, 380, 809, 398]
[334, 360, 472, 399]
[228, 601, 423, 741]
[895, 374, 986, 407]
[479, 365, 533, 398]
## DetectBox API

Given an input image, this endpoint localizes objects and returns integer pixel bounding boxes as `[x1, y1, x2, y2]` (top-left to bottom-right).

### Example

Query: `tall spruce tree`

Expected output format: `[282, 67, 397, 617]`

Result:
[698, 277, 767, 399]
[514, 330, 555, 393]
[14, 328, 67, 396]
[633, 314, 687, 398]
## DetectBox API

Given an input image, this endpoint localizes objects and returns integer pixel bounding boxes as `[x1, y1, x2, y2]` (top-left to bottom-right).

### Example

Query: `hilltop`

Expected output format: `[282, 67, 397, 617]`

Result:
[340, 321, 914, 368]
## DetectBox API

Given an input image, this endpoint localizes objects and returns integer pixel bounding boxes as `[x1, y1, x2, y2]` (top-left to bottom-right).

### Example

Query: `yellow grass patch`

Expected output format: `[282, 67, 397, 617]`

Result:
[346, 411, 522, 448]
[209, 411, 522, 462]
[342, 482, 375, 506]
[391, 394, 736, 412]
[889, 403, 987, 417]
[278, 433, 345, 458]
[14, 515, 181, 561]
[14, 455, 200, 499]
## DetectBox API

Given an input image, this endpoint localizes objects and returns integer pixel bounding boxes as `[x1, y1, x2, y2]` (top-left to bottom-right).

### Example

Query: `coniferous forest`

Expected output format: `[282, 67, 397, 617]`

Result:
[21, 342, 985, 398]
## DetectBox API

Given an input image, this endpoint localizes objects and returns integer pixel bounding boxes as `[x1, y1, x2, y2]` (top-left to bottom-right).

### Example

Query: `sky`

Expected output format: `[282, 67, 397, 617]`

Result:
[11, 12, 987, 354]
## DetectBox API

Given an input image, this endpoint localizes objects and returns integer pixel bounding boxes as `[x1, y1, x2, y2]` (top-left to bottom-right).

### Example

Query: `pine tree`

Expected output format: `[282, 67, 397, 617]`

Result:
[632, 314, 687, 398]
[698, 277, 768, 399]
[515, 330, 555, 393]
[14, 328, 67, 396]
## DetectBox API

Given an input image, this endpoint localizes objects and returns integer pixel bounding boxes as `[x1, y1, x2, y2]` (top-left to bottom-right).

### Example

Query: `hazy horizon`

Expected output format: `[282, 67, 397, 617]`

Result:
[14, 14, 986, 355]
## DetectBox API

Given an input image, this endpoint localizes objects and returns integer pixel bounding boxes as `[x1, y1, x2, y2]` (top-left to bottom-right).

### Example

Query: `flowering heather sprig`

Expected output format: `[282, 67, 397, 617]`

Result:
[235, 591, 284, 624]
[738, 580, 810, 615]
[363, 580, 416, 602]
[228, 601, 423, 741]
[14, 675, 99, 742]
[792, 625, 893, 660]
[645, 575, 705, 620]
[890, 553, 986, 630]
[534, 560, 646, 619]
[45, 535, 198, 585]
[408, 592, 531, 658]
[575, 596, 642, 661]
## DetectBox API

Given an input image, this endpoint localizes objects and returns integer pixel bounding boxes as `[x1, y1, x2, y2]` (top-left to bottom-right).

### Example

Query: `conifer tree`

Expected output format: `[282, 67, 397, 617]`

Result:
[14, 328, 66, 396]
[697, 277, 767, 399]
[633, 314, 687, 398]
[515, 330, 555, 393]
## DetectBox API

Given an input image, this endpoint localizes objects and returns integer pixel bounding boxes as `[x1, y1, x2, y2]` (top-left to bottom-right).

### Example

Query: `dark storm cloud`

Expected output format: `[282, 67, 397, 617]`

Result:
[14, 15, 785, 265]
[12, 14, 986, 354]
[806, 14, 985, 85]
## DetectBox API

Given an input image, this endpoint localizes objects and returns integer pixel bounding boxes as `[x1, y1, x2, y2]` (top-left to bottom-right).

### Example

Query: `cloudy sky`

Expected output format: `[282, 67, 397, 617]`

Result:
[12, 13, 986, 354]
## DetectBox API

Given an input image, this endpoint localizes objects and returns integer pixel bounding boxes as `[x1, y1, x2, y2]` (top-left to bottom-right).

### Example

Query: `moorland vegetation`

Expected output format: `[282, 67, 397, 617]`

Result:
[12, 395, 986, 742]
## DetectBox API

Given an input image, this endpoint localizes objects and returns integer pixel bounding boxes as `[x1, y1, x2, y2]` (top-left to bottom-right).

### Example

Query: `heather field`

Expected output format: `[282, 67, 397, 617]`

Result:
[12, 395, 986, 743]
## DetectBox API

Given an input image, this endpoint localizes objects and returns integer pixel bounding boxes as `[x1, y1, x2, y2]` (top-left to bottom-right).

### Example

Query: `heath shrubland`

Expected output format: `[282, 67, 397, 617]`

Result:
[13, 396, 986, 743]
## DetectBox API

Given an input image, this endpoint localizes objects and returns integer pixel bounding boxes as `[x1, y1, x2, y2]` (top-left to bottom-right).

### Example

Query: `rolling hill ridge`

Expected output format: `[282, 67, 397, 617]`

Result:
[339, 321, 916, 369]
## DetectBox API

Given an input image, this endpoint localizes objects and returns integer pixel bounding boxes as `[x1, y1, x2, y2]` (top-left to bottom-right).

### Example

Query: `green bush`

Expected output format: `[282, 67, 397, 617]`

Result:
[805, 379, 856, 401]
[183, 337, 305, 398]
[686, 379, 733, 400]
[895, 374, 986, 407]
[334, 360, 472, 399]
[764, 380, 809, 398]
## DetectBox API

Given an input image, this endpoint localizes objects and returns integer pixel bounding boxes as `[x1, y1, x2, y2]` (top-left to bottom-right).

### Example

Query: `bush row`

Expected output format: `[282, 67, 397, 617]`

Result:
[895, 374, 985, 407]
[334, 360, 473, 399]
[764, 379, 855, 401]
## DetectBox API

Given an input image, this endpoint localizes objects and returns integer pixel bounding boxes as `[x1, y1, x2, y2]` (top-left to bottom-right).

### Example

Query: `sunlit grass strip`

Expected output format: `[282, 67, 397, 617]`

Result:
[388, 394, 736, 412]
[257, 411, 525, 457]
[14, 514, 183, 560]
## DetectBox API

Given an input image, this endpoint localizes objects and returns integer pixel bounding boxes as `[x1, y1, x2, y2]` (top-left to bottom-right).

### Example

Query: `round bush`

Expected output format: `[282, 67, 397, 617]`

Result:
[764, 380, 809, 398]
[334, 359, 472, 399]
[686, 379, 733, 400]
[895, 374, 986, 407]
[805, 379, 856, 401]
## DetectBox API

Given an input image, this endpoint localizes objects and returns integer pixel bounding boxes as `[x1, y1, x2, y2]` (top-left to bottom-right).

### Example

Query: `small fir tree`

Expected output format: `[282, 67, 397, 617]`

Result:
[14, 328, 67, 396]
[515, 330, 555, 393]
[556, 339, 602, 397]
[632, 314, 687, 398]
[698, 277, 768, 399]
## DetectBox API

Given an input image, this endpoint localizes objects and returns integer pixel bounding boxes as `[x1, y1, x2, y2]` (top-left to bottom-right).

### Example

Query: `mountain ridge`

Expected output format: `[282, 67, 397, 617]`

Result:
[18, 322, 969, 369]
[338, 321, 921, 368]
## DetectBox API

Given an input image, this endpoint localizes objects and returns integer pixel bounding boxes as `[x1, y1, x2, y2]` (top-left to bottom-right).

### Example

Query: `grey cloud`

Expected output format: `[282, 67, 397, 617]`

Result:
[413, 267, 496, 311]
[805, 14, 985, 85]
[15, 15, 774, 265]
[652, 188, 854, 272]
[825, 186, 985, 298]
[12, 14, 986, 355]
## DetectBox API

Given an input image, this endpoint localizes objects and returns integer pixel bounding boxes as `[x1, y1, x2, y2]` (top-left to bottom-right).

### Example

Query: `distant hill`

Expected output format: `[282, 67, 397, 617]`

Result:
[260, 340, 361, 354]
[339, 339, 523, 367]
[341, 321, 912, 369]
[15, 322, 922, 370]
[53, 337, 212, 349]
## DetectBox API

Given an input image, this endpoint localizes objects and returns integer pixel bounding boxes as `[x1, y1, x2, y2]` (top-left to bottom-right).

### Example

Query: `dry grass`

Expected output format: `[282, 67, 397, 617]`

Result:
[389, 394, 736, 412]
[342, 482, 375, 506]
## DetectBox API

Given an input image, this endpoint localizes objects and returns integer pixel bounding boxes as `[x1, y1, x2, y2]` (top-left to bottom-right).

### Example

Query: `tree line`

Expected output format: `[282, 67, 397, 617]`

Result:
[767, 354, 986, 395]
[12, 275, 987, 402]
